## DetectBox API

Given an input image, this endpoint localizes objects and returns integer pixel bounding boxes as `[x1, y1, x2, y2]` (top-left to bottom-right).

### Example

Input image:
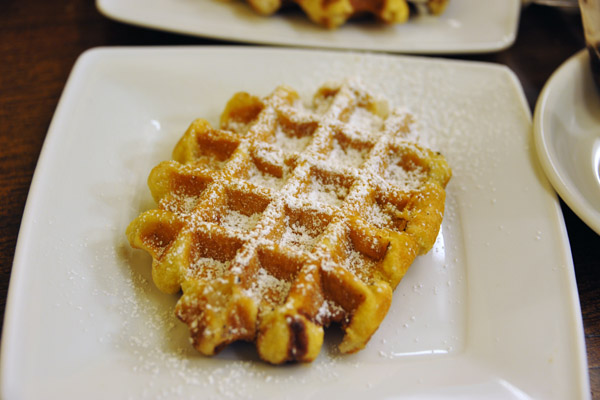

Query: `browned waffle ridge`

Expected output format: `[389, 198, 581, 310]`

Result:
[126, 79, 451, 364]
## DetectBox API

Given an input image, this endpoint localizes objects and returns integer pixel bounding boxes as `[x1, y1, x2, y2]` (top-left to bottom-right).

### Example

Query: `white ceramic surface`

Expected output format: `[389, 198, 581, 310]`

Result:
[0, 47, 589, 399]
[96, 0, 520, 54]
[534, 49, 600, 235]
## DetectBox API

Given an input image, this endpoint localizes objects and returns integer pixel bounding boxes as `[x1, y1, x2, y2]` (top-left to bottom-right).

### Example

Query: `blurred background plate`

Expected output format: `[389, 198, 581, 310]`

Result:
[96, 0, 520, 54]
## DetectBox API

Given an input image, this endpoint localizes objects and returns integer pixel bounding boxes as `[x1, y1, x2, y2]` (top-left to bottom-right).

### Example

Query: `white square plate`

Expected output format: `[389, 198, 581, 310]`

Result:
[0, 47, 589, 399]
[96, 0, 520, 54]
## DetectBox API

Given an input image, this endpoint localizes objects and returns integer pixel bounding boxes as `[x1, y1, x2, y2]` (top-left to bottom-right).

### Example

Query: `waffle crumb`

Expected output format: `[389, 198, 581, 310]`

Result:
[126, 79, 451, 364]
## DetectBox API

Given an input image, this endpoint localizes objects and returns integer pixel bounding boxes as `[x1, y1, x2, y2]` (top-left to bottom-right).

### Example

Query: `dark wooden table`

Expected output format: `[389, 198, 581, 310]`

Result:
[1, 1, 598, 397]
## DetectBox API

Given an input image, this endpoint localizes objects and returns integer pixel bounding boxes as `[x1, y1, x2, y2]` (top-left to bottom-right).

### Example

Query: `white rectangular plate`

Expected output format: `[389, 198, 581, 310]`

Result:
[0, 47, 589, 399]
[96, 0, 520, 54]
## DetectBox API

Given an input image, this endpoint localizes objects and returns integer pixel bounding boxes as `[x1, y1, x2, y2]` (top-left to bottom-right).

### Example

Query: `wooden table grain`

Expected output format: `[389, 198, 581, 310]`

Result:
[1, 1, 598, 397]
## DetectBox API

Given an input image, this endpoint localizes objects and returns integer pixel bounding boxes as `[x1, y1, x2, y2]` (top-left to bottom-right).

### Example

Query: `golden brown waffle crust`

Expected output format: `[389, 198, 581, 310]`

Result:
[244, 0, 450, 29]
[126, 79, 451, 364]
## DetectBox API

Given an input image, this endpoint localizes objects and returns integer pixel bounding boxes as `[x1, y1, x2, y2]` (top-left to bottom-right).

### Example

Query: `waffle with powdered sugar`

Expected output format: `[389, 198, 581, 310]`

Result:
[126, 80, 451, 364]
[245, 0, 449, 29]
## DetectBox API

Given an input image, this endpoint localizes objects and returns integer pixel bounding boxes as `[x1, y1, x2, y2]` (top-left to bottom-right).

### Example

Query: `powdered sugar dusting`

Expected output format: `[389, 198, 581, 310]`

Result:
[367, 201, 394, 229]
[220, 210, 262, 234]
[130, 76, 450, 368]
[303, 178, 349, 208]
[281, 220, 322, 251]
[343, 248, 376, 282]
[95, 245, 353, 399]
[383, 161, 426, 191]
[247, 268, 292, 304]
[327, 138, 370, 169]
[188, 257, 231, 280]
[347, 107, 383, 133]
[315, 299, 345, 324]
[273, 125, 312, 153]
[247, 162, 286, 190]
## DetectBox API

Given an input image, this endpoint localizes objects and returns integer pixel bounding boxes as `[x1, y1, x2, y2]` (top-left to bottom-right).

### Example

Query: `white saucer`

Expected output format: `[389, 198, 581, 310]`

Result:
[534, 49, 600, 235]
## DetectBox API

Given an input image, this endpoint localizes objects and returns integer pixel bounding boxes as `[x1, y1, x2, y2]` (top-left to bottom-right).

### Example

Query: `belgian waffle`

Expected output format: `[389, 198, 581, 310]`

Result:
[244, 0, 450, 29]
[126, 80, 451, 364]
